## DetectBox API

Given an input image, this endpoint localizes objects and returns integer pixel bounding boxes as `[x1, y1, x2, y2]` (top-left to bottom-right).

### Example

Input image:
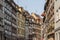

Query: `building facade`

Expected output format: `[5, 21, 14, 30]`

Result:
[41, 11, 46, 40]
[24, 12, 42, 40]
[26, 13, 42, 40]
[0, 0, 18, 40]
[0, 0, 4, 40]
[41, 11, 48, 40]
[42, 0, 55, 40]
[54, 0, 60, 40]
[23, 11, 30, 40]
[17, 7, 25, 40]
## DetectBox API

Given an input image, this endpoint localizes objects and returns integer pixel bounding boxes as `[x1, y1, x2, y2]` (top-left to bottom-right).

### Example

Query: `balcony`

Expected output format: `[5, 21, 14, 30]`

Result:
[47, 2, 54, 15]
[12, 13, 17, 19]
[18, 34, 24, 37]
[29, 31, 40, 35]
[32, 27, 41, 30]
[12, 33, 17, 37]
[47, 25, 54, 34]
[4, 19, 11, 25]
[5, 8, 17, 19]
[5, 30, 11, 36]
[18, 26, 24, 30]
[12, 18, 17, 25]
[12, 9, 16, 16]
[29, 32, 36, 35]
[47, 30, 54, 36]
[32, 26, 41, 30]
[4, 8, 11, 16]
[49, 15, 54, 22]
[12, 23, 17, 28]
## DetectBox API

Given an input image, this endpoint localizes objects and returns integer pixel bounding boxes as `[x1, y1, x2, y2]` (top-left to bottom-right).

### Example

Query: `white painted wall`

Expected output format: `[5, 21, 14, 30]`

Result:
[54, 0, 60, 40]
[54, 0, 60, 29]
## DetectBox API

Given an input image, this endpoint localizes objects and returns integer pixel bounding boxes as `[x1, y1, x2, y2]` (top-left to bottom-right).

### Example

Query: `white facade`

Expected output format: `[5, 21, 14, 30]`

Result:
[55, 0, 60, 29]
[54, 0, 60, 40]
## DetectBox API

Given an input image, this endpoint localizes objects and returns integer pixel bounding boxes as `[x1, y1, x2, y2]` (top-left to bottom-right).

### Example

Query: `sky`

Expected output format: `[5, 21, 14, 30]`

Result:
[14, 0, 46, 16]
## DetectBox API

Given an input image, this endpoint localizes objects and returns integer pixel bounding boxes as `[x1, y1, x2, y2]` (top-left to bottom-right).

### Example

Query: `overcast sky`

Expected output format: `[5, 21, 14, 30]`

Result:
[14, 0, 45, 15]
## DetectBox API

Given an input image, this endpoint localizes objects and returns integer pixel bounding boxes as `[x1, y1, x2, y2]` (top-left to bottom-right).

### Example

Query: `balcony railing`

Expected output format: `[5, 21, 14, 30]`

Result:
[5, 8, 17, 19]
[29, 31, 40, 35]
[47, 30, 54, 36]
[12, 23, 17, 28]
[12, 33, 17, 37]
[47, 26, 54, 33]
[18, 26, 24, 30]
[12, 13, 17, 19]
[29, 32, 36, 34]
[18, 34, 24, 37]
[32, 25, 41, 30]
[4, 8, 11, 16]
[5, 30, 11, 35]
[32, 27, 41, 30]
[4, 19, 11, 25]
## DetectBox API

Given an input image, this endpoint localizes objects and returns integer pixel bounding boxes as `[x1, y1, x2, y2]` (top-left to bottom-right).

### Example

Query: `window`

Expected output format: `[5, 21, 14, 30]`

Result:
[56, 8, 60, 20]
[58, 7, 60, 19]
[4, 23, 11, 31]
[4, 1, 12, 12]
[0, 4, 2, 10]
[12, 17, 16, 25]
[51, 0, 52, 3]
[56, 10, 58, 12]
[56, 8, 60, 22]
[4, 11, 11, 22]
